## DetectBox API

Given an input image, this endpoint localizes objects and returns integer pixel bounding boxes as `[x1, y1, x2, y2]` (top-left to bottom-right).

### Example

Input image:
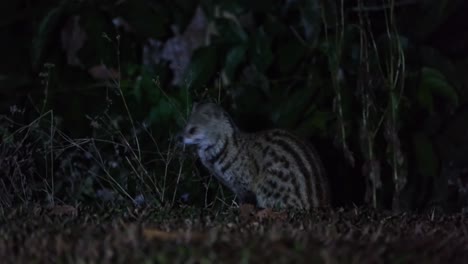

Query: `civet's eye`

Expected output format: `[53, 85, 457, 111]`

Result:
[188, 127, 197, 135]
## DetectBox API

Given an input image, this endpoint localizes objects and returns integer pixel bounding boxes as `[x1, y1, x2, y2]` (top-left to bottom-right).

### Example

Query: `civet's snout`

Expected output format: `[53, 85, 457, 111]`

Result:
[180, 124, 200, 145]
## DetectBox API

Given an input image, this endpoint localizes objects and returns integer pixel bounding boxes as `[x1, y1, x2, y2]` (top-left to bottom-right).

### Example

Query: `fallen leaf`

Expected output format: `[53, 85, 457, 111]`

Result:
[255, 208, 288, 222]
[49, 205, 78, 216]
[88, 64, 120, 80]
[142, 228, 204, 242]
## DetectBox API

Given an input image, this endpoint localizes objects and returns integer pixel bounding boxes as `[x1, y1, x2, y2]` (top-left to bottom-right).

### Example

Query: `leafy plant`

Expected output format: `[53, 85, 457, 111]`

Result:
[1, 0, 467, 211]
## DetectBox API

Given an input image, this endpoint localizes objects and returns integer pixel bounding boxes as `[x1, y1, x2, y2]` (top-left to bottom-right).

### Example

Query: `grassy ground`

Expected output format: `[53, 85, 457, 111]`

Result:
[1, 205, 467, 263]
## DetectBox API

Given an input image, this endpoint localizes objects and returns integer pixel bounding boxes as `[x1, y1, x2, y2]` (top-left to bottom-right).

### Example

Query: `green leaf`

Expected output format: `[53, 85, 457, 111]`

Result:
[417, 67, 458, 112]
[412, 132, 438, 179]
[133, 67, 157, 104]
[296, 110, 334, 137]
[223, 45, 247, 82]
[276, 38, 306, 74]
[250, 28, 273, 72]
[117, 0, 170, 39]
[171, 0, 199, 31]
[272, 88, 315, 128]
[32, 3, 66, 68]
[149, 99, 174, 125]
[183, 46, 218, 89]
[215, 17, 248, 44]
[417, 84, 434, 113]
[239, 0, 276, 12]
[263, 15, 288, 37]
[420, 46, 462, 90]
[175, 85, 191, 118]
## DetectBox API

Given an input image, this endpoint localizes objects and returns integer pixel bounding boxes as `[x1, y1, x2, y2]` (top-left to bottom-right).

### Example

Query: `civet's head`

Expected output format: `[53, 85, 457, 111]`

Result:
[181, 102, 236, 147]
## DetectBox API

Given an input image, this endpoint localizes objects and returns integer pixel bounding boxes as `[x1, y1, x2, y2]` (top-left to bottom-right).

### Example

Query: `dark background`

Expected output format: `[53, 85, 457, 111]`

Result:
[1, 0, 468, 212]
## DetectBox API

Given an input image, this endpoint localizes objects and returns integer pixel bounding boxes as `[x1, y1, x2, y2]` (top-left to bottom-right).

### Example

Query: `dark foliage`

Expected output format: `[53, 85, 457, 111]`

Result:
[1, 0, 468, 213]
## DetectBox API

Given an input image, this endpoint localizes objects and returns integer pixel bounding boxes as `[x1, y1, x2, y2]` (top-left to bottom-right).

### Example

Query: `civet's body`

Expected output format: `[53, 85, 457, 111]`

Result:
[182, 102, 330, 209]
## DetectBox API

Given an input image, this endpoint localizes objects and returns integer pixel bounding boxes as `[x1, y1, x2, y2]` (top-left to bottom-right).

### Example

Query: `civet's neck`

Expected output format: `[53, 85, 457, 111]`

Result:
[199, 113, 242, 162]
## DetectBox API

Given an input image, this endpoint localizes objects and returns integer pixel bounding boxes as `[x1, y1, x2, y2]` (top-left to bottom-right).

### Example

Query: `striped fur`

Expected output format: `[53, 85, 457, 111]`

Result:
[182, 102, 330, 209]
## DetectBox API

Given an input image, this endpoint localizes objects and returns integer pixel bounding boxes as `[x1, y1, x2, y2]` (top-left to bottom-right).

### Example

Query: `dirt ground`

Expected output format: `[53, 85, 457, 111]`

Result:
[1, 205, 467, 263]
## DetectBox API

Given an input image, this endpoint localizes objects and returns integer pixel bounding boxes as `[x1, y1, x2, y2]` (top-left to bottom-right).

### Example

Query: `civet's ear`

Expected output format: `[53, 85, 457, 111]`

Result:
[212, 104, 224, 119]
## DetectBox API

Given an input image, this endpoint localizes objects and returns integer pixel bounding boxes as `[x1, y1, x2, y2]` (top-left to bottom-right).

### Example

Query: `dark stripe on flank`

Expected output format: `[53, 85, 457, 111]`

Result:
[267, 169, 287, 182]
[262, 161, 272, 172]
[253, 142, 262, 149]
[265, 133, 312, 208]
[252, 155, 260, 175]
[266, 169, 302, 208]
[230, 132, 239, 148]
[272, 130, 321, 207]
[266, 135, 308, 207]
[288, 172, 305, 209]
[207, 137, 228, 164]
[262, 146, 269, 156]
